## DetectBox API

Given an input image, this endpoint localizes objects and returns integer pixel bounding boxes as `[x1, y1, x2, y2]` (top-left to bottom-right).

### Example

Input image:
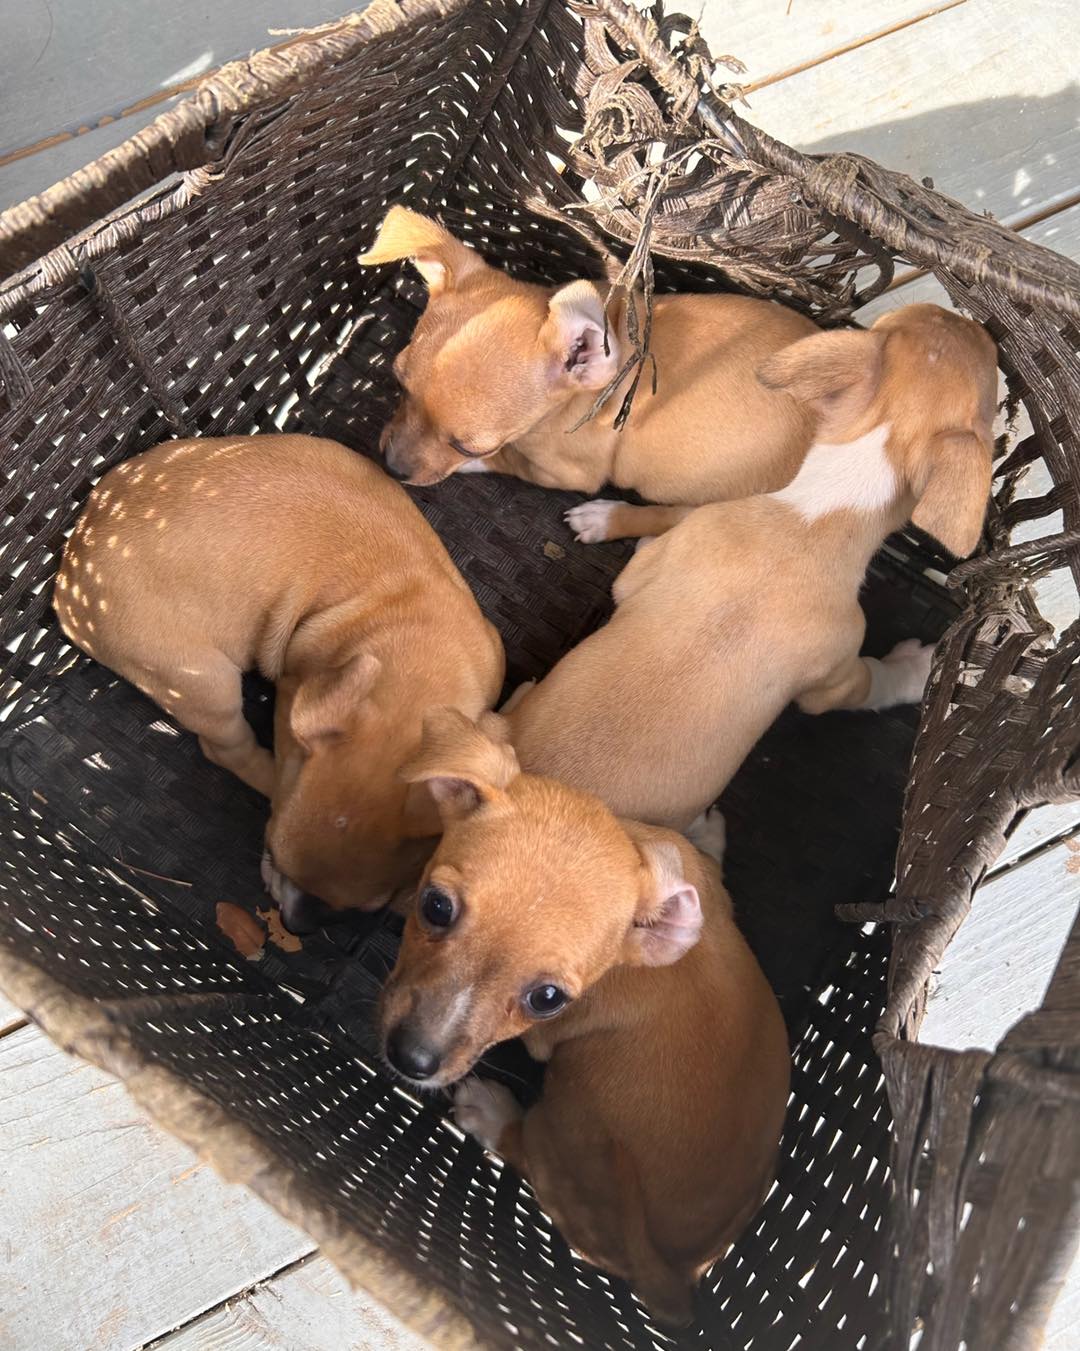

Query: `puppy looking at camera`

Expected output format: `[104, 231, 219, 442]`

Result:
[505, 305, 998, 831]
[379, 709, 790, 1327]
[54, 434, 504, 926]
[358, 206, 818, 500]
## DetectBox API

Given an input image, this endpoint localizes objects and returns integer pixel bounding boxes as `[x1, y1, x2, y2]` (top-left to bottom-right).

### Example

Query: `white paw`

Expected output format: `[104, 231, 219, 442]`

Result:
[453, 1077, 521, 1153]
[882, 638, 935, 702]
[565, 498, 618, 544]
[499, 679, 536, 715]
[686, 808, 726, 865]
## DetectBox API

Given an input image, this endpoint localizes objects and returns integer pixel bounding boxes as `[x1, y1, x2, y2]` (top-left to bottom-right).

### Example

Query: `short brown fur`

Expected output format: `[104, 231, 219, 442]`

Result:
[359, 206, 818, 499]
[54, 435, 504, 915]
[508, 305, 998, 828]
[379, 710, 789, 1325]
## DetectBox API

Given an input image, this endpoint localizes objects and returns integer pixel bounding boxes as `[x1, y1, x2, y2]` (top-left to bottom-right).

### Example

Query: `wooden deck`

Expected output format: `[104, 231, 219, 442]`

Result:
[1, 1, 1077, 1347]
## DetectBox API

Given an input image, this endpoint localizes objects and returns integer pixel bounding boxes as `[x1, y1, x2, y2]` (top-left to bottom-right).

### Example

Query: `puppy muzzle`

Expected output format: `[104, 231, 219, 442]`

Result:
[260, 850, 325, 935]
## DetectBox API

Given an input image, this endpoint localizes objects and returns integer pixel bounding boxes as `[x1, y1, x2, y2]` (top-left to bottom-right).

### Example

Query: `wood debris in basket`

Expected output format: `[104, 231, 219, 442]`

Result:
[257, 906, 304, 953]
[215, 902, 266, 960]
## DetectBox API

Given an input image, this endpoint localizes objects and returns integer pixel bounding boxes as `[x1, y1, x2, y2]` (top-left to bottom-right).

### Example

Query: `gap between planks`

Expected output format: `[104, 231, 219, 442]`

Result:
[0, 990, 29, 1037]
[0, 12, 366, 172]
[739, 0, 968, 94]
[142, 1250, 318, 1349]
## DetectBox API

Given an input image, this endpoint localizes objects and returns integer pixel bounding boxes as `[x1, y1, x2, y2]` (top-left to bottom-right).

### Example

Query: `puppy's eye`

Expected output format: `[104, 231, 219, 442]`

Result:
[419, 885, 457, 929]
[449, 437, 487, 459]
[523, 984, 568, 1018]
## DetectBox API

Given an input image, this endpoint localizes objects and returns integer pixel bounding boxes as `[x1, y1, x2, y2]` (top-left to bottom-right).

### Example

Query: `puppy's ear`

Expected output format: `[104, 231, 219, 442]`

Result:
[542, 281, 621, 391]
[911, 429, 992, 557]
[757, 329, 885, 415]
[624, 839, 703, 968]
[357, 206, 485, 296]
[290, 653, 381, 749]
[399, 707, 519, 820]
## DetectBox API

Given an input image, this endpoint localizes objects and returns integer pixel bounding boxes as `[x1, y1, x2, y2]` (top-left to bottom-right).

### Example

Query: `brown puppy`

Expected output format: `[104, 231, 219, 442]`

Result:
[379, 710, 789, 1325]
[358, 206, 817, 499]
[54, 435, 504, 922]
[507, 305, 998, 831]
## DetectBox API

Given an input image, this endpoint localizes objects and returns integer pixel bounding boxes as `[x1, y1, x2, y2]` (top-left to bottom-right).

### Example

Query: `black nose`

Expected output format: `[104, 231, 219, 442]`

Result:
[384, 457, 410, 482]
[385, 1025, 441, 1081]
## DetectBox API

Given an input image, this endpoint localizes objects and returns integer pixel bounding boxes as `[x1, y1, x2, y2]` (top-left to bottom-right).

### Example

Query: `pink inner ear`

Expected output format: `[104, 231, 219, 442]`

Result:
[566, 324, 605, 372]
[635, 885, 703, 967]
[427, 776, 480, 810]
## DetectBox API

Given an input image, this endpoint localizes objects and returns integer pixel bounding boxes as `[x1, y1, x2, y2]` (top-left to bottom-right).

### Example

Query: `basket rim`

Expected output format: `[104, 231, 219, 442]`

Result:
[0, 944, 491, 1351]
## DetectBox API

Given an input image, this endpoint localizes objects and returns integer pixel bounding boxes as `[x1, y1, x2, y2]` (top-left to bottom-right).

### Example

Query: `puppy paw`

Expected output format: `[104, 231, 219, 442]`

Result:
[499, 679, 536, 715]
[686, 808, 726, 866]
[565, 498, 618, 544]
[454, 1077, 522, 1153]
[881, 638, 935, 703]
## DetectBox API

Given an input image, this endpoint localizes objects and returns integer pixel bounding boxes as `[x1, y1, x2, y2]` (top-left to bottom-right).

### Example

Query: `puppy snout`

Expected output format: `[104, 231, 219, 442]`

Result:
[385, 1023, 442, 1082]
[381, 434, 411, 482]
[384, 457, 411, 483]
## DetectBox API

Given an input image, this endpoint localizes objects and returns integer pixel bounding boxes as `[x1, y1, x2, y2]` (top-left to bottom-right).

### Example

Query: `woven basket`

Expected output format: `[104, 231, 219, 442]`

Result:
[1, 3, 1078, 1348]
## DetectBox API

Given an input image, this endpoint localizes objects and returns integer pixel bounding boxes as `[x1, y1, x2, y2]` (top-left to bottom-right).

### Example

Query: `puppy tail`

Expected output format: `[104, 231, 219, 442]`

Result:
[612, 1142, 696, 1328]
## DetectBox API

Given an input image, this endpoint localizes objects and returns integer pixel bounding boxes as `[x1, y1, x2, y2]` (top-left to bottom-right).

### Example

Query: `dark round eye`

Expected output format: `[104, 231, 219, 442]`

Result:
[419, 885, 456, 929]
[524, 984, 568, 1018]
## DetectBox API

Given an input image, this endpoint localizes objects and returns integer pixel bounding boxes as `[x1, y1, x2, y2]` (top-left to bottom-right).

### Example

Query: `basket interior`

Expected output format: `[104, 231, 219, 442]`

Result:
[0, 3, 1009, 1347]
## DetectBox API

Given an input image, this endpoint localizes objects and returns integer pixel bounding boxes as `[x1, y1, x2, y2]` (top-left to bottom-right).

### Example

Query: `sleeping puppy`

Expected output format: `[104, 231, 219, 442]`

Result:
[379, 709, 789, 1326]
[506, 305, 998, 831]
[358, 206, 818, 501]
[54, 434, 504, 925]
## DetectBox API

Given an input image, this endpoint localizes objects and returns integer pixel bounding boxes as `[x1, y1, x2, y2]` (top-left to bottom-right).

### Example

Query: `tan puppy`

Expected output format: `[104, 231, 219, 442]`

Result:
[506, 305, 997, 830]
[54, 435, 504, 922]
[379, 709, 789, 1325]
[358, 206, 817, 500]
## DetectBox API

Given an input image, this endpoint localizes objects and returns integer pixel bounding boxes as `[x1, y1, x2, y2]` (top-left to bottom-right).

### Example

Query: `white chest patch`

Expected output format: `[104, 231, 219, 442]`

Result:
[771, 422, 895, 522]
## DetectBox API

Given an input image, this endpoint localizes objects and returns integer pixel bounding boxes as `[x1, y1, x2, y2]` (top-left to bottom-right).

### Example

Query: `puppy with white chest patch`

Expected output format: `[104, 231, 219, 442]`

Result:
[54, 434, 504, 927]
[379, 709, 790, 1326]
[506, 305, 998, 831]
[358, 206, 818, 500]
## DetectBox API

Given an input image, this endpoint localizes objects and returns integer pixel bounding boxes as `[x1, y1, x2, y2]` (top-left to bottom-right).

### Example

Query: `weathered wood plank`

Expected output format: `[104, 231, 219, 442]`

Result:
[152, 1254, 427, 1351]
[0, 0, 357, 214]
[1045, 1262, 1080, 1350]
[0, 0, 355, 155]
[0, 1024, 315, 1351]
[744, 0, 1079, 227]
[0, 101, 182, 215]
[994, 801, 1080, 874]
[921, 836, 1080, 1052]
[697, 0, 956, 89]
[0, 990, 26, 1036]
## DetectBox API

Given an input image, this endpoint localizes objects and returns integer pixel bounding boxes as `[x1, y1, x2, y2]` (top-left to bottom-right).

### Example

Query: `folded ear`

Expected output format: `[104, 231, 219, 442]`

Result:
[290, 653, 381, 749]
[357, 206, 485, 296]
[398, 707, 519, 820]
[757, 329, 885, 415]
[911, 429, 992, 557]
[541, 281, 620, 391]
[624, 839, 703, 968]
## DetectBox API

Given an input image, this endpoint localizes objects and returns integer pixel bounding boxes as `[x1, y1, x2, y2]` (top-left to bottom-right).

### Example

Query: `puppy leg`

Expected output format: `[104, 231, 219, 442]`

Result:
[454, 1078, 525, 1156]
[686, 808, 726, 866]
[499, 680, 536, 715]
[798, 639, 935, 715]
[565, 500, 692, 544]
[160, 654, 275, 795]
